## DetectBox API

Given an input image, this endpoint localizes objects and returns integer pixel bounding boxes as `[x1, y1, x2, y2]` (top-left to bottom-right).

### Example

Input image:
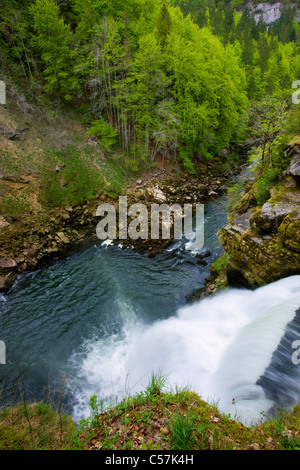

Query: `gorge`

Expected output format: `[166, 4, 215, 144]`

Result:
[1, 161, 300, 429]
[0, 0, 300, 451]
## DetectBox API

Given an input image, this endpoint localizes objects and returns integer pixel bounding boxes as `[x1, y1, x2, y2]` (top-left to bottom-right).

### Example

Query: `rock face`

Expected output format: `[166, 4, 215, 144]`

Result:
[218, 155, 300, 288]
[249, 2, 300, 25]
[253, 2, 282, 24]
[287, 141, 300, 185]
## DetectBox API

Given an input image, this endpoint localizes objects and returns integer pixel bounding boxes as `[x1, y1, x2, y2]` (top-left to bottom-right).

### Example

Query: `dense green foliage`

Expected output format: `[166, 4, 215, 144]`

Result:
[174, 0, 300, 45]
[0, 0, 299, 174]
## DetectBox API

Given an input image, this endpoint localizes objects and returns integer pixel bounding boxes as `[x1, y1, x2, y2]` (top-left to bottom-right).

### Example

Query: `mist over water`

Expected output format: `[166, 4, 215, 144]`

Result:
[69, 276, 300, 426]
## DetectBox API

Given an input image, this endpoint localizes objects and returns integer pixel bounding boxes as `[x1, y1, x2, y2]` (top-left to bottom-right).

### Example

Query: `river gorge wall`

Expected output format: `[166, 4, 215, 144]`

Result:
[218, 141, 300, 289]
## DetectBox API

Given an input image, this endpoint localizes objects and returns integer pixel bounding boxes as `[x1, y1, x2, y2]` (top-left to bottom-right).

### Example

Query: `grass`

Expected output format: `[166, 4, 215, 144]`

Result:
[0, 100, 135, 218]
[75, 386, 300, 451]
[0, 402, 76, 450]
[1, 375, 300, 450]
[168, 411, 204, 450]
[67, 374, 300, 451]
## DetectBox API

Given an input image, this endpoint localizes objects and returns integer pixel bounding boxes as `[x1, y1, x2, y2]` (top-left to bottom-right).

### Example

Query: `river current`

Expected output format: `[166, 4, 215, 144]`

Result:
[0, 169, 300, 426]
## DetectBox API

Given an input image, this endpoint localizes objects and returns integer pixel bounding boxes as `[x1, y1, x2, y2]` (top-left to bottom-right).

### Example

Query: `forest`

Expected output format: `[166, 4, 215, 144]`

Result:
[1, 0, 299, 180]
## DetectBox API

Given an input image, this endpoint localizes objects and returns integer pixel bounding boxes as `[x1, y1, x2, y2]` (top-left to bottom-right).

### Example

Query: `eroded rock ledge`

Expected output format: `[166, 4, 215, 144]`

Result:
[218, 146, 300, 288]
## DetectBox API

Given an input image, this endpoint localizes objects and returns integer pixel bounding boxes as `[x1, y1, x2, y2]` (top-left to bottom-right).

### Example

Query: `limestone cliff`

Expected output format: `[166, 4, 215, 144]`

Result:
[249, 2, 300, 24]
[218, 141, 300, 288]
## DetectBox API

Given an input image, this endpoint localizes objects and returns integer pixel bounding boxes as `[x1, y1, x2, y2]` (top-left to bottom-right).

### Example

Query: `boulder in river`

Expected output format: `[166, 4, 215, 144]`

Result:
[0, 275, 15, 291]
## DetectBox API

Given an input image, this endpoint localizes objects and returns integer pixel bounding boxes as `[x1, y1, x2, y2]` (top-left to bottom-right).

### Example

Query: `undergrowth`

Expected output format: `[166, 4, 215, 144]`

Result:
[1, 374, 300, 451]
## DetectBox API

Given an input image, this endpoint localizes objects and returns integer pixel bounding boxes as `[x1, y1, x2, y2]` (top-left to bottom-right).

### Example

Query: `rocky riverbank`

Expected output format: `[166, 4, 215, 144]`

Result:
[0, 154, 246, 293]
[217, 141, 300, 289]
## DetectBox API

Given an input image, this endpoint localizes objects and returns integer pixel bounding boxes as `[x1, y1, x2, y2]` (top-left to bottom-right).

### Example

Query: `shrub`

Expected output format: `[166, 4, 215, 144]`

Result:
[88, 120, 118, 152]
[254, 167, 282, 206]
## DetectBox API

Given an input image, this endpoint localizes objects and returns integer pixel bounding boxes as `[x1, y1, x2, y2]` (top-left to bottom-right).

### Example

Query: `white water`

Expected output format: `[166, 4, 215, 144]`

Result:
[70, 275, 300, 426]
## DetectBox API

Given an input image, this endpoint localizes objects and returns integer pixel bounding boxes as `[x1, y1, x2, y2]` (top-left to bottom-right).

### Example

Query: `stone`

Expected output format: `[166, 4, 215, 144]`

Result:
[196, 250, 211, 260]
[56, 232, 70, 244]
[288, 153, 300, 185]
[250, 203, 290, 233]
[0, 275, 15, 292]
[250, 188, 300, 234]
[45, 247, 59, 254]
[0, 215, 10, 228]
[218, 178, 300, 288]
[252, 2, 282, 25]
[147, 185, 166, 203]
[0, 259, 17, 269]
[168, 187, 177, 195]
[27, 248, 38, 258]
[197, 259, 208, 267]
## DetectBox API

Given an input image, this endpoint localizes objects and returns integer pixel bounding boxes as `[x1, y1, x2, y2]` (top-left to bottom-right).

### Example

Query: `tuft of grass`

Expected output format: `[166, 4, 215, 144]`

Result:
[210, 254, 228, 274]
[168, 411, 202, 450]
[145, 371, 168, 397]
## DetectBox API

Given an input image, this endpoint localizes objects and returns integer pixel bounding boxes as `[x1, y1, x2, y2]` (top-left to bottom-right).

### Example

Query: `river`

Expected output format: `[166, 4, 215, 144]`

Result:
[0, 168, 300, 427]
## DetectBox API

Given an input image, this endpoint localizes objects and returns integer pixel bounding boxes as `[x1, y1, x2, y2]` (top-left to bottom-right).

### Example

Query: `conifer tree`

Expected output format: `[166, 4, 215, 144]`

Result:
[157, 0, 173, 49]
[30, 0, 77, 99]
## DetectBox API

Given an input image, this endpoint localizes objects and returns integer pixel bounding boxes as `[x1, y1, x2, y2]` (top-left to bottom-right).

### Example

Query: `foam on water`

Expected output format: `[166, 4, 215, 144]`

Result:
[70, 276, 300, 426]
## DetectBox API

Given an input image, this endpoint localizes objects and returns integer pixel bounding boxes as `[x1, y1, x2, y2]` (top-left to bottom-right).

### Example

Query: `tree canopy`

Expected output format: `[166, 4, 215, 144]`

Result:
[0, 0, 299, 172]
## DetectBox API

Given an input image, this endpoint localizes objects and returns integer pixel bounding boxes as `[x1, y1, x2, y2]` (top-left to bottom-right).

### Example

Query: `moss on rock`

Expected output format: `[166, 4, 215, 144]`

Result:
[218, 175, 300, 288]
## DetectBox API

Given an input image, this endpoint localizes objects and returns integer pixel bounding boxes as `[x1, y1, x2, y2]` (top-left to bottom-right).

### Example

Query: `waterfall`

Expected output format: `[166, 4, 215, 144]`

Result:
[70, 275, 300, 426]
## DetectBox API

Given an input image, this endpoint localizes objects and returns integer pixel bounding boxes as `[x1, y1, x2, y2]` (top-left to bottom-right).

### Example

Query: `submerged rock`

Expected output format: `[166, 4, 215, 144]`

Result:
[0, 275, 16, 291]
